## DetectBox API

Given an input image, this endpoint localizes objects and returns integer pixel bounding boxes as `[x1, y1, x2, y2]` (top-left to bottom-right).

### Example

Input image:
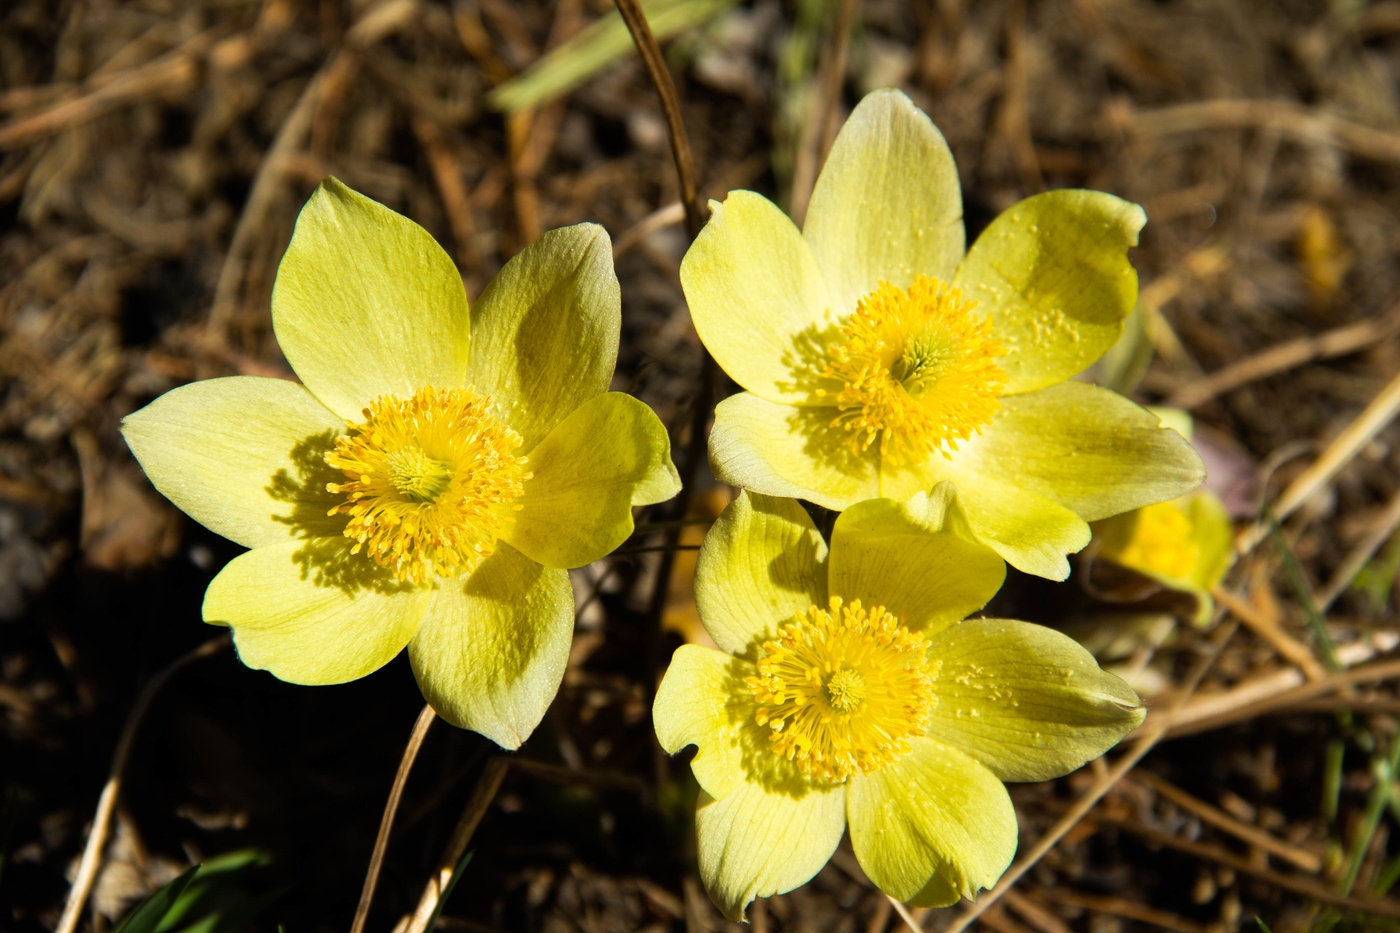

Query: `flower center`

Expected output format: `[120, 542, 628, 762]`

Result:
[1102, 501, 1199, 581]
[748, 596, 938, 783]
[324, 386, 529, 584]
[819, 275, 1007, 464]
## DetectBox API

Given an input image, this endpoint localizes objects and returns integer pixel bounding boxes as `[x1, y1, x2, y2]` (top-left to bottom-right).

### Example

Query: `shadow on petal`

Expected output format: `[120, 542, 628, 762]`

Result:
[265, 428, 418, 598]
[717, 656, 836, 802]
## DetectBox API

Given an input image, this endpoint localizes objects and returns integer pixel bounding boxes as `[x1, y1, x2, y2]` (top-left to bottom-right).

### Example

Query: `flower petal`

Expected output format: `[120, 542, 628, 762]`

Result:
[468, 224, 621, 449]
[504, 392, 680, 569]
[828, 486, 1005, 637]
[953, 190, 1145, 395]
[695, 491, 828, 656]
[708, 392, 879, 511]
[958, 381, 1206, 522]
[408, 543, 573, 749]
[695, 778, 846, 921]
[682, 191, 837, 405]
[803, 88, 964, 315]
[913, 463, 1090, 580]
[203, 538, 428, 684]
[272, 178, 472, 421]
[121, 376, 349, 549]
[653, 645, 752, 800]
[924, 618, 1145, 782]
[847, 738, 1016, 906]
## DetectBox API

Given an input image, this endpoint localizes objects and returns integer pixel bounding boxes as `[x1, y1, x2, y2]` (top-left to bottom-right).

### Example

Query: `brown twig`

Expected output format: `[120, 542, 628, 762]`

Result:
[1035, 886, 1211, 933]
[55, 635, 231, 933]
[411, 114, 483, 284]
[612, 0, 705, 239]
[1131, 770, 1324, 873]
[0, 27, 226, 152]
[350, 703, 437, 933]
[1318, 484, 1400, 612]
[404, 757, 511, 933]
[1102, 814, 1400, 919]
[1165, 307, 1400, 410]
[1237, 369, 1400, 553]
[1131, 98, 1400, 164]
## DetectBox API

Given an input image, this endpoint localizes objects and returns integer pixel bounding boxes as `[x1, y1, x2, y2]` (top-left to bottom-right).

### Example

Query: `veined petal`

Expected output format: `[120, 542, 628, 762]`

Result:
[468, 224, 620, 449]
[121, 376, 349, 549]
[847, 738, 1016, 906]
[408, 543, 573, 749]
[696, 778, 846, 922]
[695, 492, 827, 657]
[504, 393, 679, 570]
[653, 645, 753, 800]
[203, 538, 427, 684]
[959, 382, 1206, 522]
[924, 619, 1145, 782]
[953, 190, 1145, 395]
[924, 466, 1091, 580]
[804, 88, 964, 315]
[682, 191, 837, 405]
[708, 392, 879, 512]
[828, 487, 1004, 638]
[272, 178, 472, 421]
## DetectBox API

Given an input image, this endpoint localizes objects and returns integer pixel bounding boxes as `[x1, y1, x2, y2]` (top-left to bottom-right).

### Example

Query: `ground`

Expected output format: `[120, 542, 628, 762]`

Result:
[3, 1, 1400, 931]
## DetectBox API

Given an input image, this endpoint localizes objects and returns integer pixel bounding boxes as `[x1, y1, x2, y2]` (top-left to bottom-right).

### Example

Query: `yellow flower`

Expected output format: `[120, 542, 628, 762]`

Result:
[654, 490, 1145, 919]
[682, 88, 1204, 579]
[1094, 490, 1234, 626]
[122, 178, 680, 749]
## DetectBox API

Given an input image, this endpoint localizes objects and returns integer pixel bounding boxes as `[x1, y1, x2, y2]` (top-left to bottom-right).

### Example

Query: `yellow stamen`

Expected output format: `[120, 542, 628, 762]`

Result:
[1102, 501, 1199, 581]
[324, 386, 529, 584]
[748, 596, 937, 783]
[820, 275, 1007, 463]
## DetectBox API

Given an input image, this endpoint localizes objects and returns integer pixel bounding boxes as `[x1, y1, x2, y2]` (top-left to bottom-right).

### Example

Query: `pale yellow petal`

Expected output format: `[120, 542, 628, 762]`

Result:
[927, 466, 1092, 581]
[121, 376, 349, 549]
[847, 738, 1016, 906]
[468, 224, 621, 449]
[804, 88, 964, 315]
[408, 543, 573, 749]
[828, 488, 1004, 637]
[272, 178, 472, 421]
[653, 645, 753, 800]
[696, 778, 846, 922]
[203, 538, 427, 684]
[504, 392, 679, 569]
[682, 191, 837, 406]
[694, 492, 827, 657]
[953, 190, 1145, 395]
[708, 392, 879, 512]
[924, 619, 1145, 782]
[958, 382, 1206, 521]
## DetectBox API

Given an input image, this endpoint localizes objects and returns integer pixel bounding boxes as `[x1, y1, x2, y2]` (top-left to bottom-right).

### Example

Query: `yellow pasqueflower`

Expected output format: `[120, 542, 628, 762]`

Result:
[654, 490, 1145, 919]
[122, 178, 680, 749]
[682, 88, 1204, 579]
[1094, 490, 1234, 626]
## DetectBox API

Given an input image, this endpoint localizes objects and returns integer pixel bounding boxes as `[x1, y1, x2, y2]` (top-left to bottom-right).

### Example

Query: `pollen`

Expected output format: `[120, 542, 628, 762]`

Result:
[747, 596, 937, 783]
[324, 386, 529, 585]
[819, 275, 1007, 463]
[1102, 501, 1199, 581]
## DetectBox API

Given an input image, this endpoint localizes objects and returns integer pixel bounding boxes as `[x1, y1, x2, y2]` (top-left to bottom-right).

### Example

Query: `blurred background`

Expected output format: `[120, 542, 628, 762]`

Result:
[4, 0, 1400, 931]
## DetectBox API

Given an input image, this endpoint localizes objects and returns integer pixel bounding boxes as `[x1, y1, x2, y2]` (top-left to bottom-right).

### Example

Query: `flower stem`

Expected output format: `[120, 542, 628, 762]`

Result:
[350, 702, 437, 933]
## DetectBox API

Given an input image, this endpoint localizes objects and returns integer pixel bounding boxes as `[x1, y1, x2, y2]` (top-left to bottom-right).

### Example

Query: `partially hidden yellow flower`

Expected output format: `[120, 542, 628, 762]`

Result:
[122, 178, 680, 749]
[682, 88, 1205, 579]
[654, 489, 1145, 919]
[1093, 490, 1234, 627]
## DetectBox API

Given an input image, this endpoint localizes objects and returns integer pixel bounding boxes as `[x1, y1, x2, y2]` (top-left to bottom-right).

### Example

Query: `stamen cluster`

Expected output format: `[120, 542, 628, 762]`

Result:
[325, 386, 529, 584]
[748, 596, 937, 782]
[820, 275, 1008, 463]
